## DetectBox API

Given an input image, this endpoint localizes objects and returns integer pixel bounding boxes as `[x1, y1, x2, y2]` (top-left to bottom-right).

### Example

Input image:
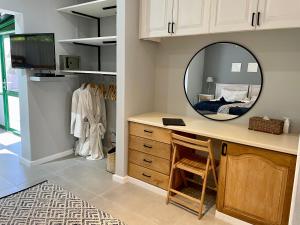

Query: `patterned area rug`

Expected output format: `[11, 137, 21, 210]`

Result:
[0, 181, 125, 225]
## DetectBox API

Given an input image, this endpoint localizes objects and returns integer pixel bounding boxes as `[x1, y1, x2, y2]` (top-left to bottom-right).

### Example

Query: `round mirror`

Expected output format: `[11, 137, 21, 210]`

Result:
[184, 42, 263, 121]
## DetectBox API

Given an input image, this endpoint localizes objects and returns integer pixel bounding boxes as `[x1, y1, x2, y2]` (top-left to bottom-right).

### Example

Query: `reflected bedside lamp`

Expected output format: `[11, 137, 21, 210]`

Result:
[206, 77, 214, 94]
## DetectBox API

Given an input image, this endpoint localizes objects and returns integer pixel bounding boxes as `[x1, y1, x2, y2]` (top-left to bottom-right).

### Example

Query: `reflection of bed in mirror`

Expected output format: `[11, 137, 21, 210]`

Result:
[194, 83, 261, 120]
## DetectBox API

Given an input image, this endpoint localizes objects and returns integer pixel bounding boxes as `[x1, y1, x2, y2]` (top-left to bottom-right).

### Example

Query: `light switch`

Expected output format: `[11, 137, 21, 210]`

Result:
[247, 63, 258, 72]
[231, 63, 242, 72]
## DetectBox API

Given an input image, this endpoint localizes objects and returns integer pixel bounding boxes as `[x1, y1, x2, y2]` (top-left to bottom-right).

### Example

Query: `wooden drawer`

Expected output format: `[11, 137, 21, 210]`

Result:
[129, 122, 171, 144]
[128, 163, 169, 190]
[129, 150, 170, 175]
[129, 135, 171, 160]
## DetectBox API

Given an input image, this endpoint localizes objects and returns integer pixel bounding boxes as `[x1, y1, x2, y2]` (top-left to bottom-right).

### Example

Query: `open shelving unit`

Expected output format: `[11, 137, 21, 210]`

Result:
[60, 70, 117, 76]
[59, 36, 116, 46]
[57, 0, 116, 19]
[57, 0, 117, 76]
[30, 75, 79, 82]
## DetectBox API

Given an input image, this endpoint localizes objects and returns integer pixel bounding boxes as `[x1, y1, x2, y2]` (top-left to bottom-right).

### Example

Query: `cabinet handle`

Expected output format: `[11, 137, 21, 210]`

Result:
[257, 12, 261, 26]
[168, 22, 171, 34]
[143, 144, 152, 149]
[222, 143, 227, 156]
[142, 173, 151, 178]
[143, 159, 153, 163]
[144, 129, 153, 134]
[171, 22, 175, 33]
[251, 12, 255, 27]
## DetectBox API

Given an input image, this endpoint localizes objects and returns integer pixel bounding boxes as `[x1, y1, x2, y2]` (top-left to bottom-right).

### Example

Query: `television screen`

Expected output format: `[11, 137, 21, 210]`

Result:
[10, 33, 56, 69]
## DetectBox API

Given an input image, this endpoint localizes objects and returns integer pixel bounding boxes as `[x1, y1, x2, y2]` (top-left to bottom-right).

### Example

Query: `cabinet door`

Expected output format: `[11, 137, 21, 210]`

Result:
[210, 0, 259, 33]
[172, 0, 210, 36]
[217, 142, 296, 225]
[257, 0, 300, 30]
[139, 0, 173, 38]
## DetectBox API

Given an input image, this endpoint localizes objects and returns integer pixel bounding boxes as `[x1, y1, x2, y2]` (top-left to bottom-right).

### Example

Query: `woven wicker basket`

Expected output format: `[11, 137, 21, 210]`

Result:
[249, 117, 284, 135]
[106, 148, 116, 174]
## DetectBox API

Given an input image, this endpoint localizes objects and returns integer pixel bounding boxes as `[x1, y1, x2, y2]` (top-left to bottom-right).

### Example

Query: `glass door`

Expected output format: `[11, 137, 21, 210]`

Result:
[0, 34, 20, 135]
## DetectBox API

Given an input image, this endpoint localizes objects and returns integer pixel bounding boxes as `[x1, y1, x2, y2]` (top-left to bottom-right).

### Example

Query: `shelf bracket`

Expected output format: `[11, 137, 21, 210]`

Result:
[73, 42, 99, 48]
[103, 6, 117, 11]
[71, 11, 99, 20]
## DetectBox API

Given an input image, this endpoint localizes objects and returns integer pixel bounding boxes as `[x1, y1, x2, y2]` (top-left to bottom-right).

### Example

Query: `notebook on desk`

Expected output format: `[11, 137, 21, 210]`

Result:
[162, 118, 186, 126]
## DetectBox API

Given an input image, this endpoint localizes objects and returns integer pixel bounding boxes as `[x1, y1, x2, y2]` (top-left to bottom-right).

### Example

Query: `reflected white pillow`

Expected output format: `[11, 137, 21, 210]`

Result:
[251, 96, 258, 102]
[221, 89, 248, 102]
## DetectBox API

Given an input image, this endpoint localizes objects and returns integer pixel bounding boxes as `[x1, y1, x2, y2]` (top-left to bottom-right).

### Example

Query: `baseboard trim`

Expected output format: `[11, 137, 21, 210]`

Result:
[112, 174, 129, 184]
[19, 149, 74, 166]
[215, 210, 251, 225]
[112, 175, 167, 196]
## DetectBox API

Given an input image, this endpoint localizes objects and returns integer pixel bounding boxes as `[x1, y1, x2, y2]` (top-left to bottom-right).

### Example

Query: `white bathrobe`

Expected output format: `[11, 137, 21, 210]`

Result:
[73, 87, 92, 156]
[73, 85, 106, 160]
[84, 86, 106, 160]
[70, 88, 80, 135]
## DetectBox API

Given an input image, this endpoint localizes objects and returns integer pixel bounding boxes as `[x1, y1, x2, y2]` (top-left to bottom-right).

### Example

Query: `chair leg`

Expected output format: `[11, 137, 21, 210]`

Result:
[166, 146, 177, 204]
[198, 174, 208, 219]
[212, 167, 218, 189]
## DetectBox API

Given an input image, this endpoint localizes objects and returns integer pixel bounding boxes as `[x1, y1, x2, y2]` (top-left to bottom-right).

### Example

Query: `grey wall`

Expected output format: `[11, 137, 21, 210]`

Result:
[202, 43, 261, 94]
[185, 50, 205, 105]
[116, 0, 158, 176]
[154, 29, 300, 133]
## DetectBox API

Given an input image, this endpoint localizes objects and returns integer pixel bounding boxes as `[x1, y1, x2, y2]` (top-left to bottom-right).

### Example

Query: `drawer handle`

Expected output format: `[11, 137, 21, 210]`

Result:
[144, 129, 153, 134]
[142, 173, 151, 178]
[143, 159, 153, 163]
[143, 144, 153, 149]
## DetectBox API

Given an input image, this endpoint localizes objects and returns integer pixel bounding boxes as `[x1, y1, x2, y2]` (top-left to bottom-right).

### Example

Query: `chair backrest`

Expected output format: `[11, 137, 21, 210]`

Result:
[171, 133, 216, 169]
[171, 133, 211, 153]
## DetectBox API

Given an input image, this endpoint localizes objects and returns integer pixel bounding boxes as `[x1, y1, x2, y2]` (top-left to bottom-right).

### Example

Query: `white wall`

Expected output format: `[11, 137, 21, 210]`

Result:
[290, 138, 300, 225]
[116, 0, 158, 176]
[154, 29, 300, 133]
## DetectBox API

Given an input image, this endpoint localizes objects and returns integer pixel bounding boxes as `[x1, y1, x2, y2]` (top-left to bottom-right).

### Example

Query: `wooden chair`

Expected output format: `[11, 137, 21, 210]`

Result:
[166, 133, 218, 219]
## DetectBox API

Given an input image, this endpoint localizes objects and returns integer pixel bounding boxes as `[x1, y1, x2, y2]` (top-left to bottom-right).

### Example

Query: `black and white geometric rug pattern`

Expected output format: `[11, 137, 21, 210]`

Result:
[0, 181, 126, 225]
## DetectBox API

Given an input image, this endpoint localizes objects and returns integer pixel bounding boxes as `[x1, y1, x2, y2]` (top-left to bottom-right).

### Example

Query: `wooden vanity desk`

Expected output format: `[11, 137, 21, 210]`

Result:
[128, 112, 299, 225]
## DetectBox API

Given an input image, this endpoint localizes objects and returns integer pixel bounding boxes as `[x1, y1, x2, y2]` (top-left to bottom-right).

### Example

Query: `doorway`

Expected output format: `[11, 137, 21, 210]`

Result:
[0, 15, 20, 135]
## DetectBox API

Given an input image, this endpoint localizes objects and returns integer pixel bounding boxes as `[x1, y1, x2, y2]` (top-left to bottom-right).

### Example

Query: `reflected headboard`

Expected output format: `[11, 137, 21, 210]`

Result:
[249, 85, 261, 98]
[215, 83, 249, 99]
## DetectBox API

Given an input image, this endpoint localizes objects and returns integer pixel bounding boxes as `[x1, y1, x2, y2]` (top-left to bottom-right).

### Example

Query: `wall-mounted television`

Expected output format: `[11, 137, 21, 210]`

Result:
[10, 33, 56, 70]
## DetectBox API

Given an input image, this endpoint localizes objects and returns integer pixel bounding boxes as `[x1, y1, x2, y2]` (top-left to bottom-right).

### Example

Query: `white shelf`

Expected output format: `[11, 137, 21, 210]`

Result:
[30, 75, 78, 82]
[60, 70, 117, 76]
[59, 36, 116, 46]
[57, 0, 116, 19]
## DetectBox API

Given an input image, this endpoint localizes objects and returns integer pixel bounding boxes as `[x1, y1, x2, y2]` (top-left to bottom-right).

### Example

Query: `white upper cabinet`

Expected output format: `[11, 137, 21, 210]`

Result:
[257, 0, 300, 30]
[139, 0, 173, 38]
[140, 0, 210, 38]
[172, 0, 210, 36]
[140, 0, 300, 39]
[210, 0, 259, 33]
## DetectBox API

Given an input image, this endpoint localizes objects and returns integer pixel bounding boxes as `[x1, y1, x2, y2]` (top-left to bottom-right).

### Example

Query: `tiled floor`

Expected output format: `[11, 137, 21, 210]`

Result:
[0, 135, 231, 225]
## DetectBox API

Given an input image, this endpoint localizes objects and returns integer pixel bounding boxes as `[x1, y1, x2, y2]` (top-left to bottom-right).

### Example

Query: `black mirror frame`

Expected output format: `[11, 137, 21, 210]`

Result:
[183, 41, 264, 122]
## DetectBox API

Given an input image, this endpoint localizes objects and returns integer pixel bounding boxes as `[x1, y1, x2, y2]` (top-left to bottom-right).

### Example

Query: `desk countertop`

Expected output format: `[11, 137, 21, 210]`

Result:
[128, 112, 299, 155]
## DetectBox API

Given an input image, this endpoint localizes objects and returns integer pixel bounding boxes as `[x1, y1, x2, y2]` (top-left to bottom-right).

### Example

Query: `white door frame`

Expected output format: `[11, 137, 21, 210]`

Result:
[289, 137, 300, 225]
